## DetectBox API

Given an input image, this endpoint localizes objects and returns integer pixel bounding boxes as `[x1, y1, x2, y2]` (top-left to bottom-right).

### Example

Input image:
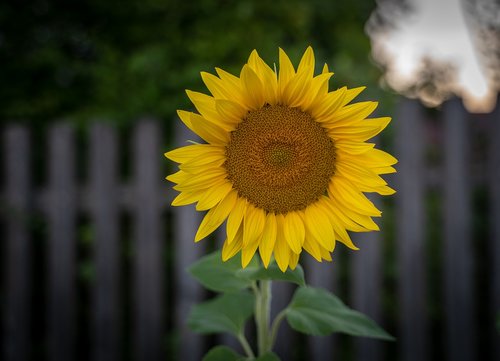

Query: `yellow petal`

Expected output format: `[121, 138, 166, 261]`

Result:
[317, 197, 358, 250]
[319, 246, 333, 261]
[243, 204, 266, 246]
[297, 46, 315, 79]
[195, 190, 237, 242]
[323, 197, 371, 232]
[350, 182, 396, 196]
[222, 227, 243, 261]
[303, 203, 335, 251]
[337, 148, 397, 176]
[334, 140, 375, 155]
[372, 166, 397, 174]
[179, 153, 225, 173]
[332, 220, 358, 250]
[247, 50, 278, 105]
[166, 170, 188, 184]
[303, 229, 322, 262]
[241, 238, 260, 268]
[357, 148, 398, 167]
[311, 87, 347, 120]
[282, 69, 311, 108]
[186, 90, 234, 131]
[173, 167, 226, 192]
[283, 211, 305, 254]
[335, 161, 388, 188]
[165, 144, 224, 163]
[328, 196, 380, 232]
[329, 177, 381, 217]
[302, 72, 334, 112]
[240, 64, 265, 110]
[288, 251, 300, 270]
[323, 101, 378, 125]
[201, 71, 233, 99]
[274, 214, 290, 272]
[328, 117, 391, 142]
[215, 99, 247, 124]
[196, 181, 233, 211]
[215, 67, 241, 88]
[215, 67, 249, 108]
[278, 48, 295, 98]
[341, 86, 366, 106]
[177, 110, 229, 145]
[226, 197, 248, 244]
[171, 190, 203, 207]
[258, 213, 277, 268]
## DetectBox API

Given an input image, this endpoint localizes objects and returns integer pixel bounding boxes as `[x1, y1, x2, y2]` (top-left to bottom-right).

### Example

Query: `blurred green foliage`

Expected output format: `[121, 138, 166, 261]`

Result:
[0, 0, 394, 127]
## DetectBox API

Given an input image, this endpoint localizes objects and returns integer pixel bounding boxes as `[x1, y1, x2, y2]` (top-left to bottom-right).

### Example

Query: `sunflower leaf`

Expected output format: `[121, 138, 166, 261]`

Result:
[236, 262, 306, 286]
[188, 291, 255, 336]
[202, 346, 245, 361]
[286, 287, 395, 340]
[188, 251, 257, 292]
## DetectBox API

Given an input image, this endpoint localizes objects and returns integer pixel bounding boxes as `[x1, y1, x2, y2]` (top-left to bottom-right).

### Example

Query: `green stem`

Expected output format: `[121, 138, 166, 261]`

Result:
[238, 332, 255, 359]
[256, 280, 272, 355]
[269, 309, 287, 350]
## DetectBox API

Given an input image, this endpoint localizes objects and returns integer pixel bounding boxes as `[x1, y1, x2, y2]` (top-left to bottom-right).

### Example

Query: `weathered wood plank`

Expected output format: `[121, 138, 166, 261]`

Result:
[89, 123, 121, 361]
[271, 281, 295, 360]
[172, 120, 206, 361]
[47, 124, 77, 361]
[133, 119, 164, 361]
[2, 126, 31, 361]
[395, 99, 428, 361]
[216, 227, 243, 353]
[488, 97, 500, 361]
[305, 256, 338, 361]
[351, 215, 384, 361]
[443, 98, 475, 361]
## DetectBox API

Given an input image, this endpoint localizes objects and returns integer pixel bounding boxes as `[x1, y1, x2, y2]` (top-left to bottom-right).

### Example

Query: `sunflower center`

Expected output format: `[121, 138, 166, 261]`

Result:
[264, 143, 296, 167]
[225, 104, 336, 213]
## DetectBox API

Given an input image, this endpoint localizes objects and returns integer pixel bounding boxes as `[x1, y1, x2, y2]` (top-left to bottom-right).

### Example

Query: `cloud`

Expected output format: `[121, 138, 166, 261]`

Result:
[367, 0, 500, 112]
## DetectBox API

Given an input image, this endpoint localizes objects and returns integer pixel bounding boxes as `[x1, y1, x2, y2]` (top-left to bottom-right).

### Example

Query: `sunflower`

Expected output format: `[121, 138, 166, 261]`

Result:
[166, 47, 396, 272]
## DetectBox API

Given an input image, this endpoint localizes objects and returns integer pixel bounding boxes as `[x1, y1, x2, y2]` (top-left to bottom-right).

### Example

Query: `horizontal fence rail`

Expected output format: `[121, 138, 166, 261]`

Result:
[1, 97, 500, 361]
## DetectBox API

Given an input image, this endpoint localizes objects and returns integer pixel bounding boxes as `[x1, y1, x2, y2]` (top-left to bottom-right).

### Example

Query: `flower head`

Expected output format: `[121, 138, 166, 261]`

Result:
[166, 47, 397, 271]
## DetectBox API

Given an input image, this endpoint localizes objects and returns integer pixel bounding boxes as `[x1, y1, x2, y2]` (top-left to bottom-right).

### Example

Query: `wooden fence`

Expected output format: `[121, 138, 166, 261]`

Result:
[1, 97, 499, 361]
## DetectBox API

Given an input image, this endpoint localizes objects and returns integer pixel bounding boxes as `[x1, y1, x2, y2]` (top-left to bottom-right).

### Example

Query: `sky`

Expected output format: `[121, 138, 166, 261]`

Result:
[368, 0, 499, 112]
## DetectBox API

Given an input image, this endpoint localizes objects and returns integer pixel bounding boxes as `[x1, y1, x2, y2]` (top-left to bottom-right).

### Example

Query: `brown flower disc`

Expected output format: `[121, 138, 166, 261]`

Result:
[225, 105, 336, 213]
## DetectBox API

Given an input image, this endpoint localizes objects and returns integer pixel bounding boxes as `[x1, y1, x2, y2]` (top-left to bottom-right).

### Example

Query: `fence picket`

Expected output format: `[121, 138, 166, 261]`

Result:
[305, 257, 338, 360]
[172, 120, 206, 361]
[443, 98, 475, 361]
[395, 99, 428, 361]
[90, 124, 121, 361]
[271, 281, 295, 360]
[133, 120, 164, 361]
[2, 126, 31, 361]
[490, 98, 500, 361]
[216, 227, 243, 353]
[47, 124, 77, 361]
[352, 221, 384, 361]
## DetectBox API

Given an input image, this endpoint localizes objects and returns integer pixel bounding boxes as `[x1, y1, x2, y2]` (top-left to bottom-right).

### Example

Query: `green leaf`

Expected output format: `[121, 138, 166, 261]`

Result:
[188, 291, 255, 336]
[202, 346, 244, 361]
[188, 251, 257, 292]
[236, 263, 306, 286]
[286, 287, 395, 340]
